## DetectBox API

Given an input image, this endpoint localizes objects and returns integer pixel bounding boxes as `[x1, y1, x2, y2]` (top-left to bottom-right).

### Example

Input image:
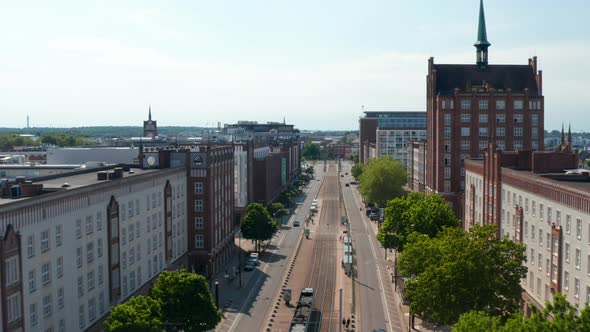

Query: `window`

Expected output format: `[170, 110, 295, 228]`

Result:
[494, 127, 505, 137]
[27, 235, 35, 257]
[540, 204, 544, 219]
[564, 271, 570, 291]
[42, 262, 51, 285]
[30, 302, 38, 326]
[461, 99, 471, 109]
[566, 215, 571, 234]
[41, 229, 50, 252]
[461, 127, 470, 137]
[532, 127, 539, 139]
[444, 127, 451, 139]
[444, 167, 451, 179]
[130, 271, 136, 290]
[86, 215, 93, 235]
[461, 140, 470, 150]
[195, 217, 204, 229]
[479, 140, 488, 150]
[77, 247, 83, 268]
[479, 100, 488, 110]
[130, 248, 135, 266]
[96, 212, 103, 231]
[56, 225, 62, 247]
[122, 228, 127, 245]
[136, 221, 140, 239]
[444, 180, 451, 193]
[565, 242, 570, 262]
[76, 219, 82, 238]
[89, 297, 96, 322]
[497, 140, 505, 149]
[514, 127, 523, 137]
[496, 100, 506, 109]
[496, 113, 506, 123]
[57, 257, 63, 278]
[78, 276, 84, 297]
[479, 114, 488, 123]
[137, 243, 141, 261]
[529, 100, 541, 110]
[122, 251, 127, 269]
[98, 238, 103, 257]
[539, 229, 543, 246]
[29, 269, 36, 293]
[129, 224, 135, 242]
[575, 278, 580, 298]
[7, 294, 20, 322]
[546, 233, 551, 252]
[537, 253, 542, 270]
[194, 182, 204, 194]
[514, 100, 523, 110]
[98, 265, 104, 285]
[479, 127, 488, 137]
[532, 114, 539, 126]
[43, 294, 52, 318]
[128, 201, 134, 218]
[460, 113, 470, 123]
[123, 275, 128, 296]
[152, 234, 157, 251]
[195, 235, 204, 249]
[58, 287, 64, 308]
[577, 218, 582, 240]
[576, 248, 581, 269]
[135, 199, 140, 215]
[442, 99, 454, 109]
[147, 216, 151, 233]
[444, 113, 452, 126]
[87, 242, 94, 264]
[99, 293, 105, 314]
[87, 271, 95, 291]
[195, 200, 204, 212]
[79, 304, 86, 329]
[159, 232, 163, 247]
[513, 114, 523, 124]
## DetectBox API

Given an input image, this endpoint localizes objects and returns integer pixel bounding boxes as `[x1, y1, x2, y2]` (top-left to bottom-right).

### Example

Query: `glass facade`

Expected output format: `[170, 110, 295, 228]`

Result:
[365, 112, 426, 129]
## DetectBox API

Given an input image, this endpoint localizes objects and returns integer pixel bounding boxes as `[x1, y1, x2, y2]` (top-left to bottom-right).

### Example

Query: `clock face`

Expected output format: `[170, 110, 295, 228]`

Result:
[146, 155, 156, 166]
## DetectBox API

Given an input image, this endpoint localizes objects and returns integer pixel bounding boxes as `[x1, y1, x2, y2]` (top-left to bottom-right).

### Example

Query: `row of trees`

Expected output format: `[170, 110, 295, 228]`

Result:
[105, 270, 221, 332]
[0, 133, 92, 147]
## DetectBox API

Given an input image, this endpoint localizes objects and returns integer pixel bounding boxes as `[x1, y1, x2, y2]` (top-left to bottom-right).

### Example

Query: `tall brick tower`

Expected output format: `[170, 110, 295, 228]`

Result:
[425, 0, 544, 217]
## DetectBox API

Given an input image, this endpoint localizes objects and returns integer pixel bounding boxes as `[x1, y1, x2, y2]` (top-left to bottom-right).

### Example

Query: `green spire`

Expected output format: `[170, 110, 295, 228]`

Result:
[474, 0, 491, 47]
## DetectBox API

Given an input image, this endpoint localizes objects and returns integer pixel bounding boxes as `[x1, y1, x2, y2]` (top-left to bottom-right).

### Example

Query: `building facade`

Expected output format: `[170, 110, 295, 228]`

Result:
[425, 0, 544, 215]
[406, 140, 427, 192]
[464, 140, 589, 312]
[0, 165, 187, 332]
[359, 111, 426, 166]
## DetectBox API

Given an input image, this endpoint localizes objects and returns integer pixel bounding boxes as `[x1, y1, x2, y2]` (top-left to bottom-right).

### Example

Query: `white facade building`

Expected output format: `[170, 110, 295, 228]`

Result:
[0, 166, 187, 332]
[376, 128, 426, 167]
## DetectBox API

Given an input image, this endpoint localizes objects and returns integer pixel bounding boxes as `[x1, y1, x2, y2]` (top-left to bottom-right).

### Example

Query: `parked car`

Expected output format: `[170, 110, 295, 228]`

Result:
[249, 252, 259, 265]
[369, 212, 379, 221]
[244, 261, 255, 271]
[293, 220, 301, 227]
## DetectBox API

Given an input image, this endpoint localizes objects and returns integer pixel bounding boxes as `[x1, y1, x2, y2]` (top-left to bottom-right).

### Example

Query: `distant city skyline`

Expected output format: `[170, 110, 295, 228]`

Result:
[1, 0, 588, 131]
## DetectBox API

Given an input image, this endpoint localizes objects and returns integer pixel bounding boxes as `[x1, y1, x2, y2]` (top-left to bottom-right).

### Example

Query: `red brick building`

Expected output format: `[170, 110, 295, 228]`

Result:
[425, 0, 544, 215]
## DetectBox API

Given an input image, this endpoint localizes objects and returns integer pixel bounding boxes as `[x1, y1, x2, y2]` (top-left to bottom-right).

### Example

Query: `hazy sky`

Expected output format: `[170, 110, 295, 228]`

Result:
[1, 0, 589, 131]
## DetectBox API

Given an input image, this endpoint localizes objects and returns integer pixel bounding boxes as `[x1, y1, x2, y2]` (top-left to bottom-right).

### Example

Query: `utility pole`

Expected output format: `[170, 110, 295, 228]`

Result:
[339, 288, 343, 332]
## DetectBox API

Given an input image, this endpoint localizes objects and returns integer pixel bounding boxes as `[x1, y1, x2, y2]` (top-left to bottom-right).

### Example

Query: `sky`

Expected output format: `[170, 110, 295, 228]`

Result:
[1, 0, 589, 131]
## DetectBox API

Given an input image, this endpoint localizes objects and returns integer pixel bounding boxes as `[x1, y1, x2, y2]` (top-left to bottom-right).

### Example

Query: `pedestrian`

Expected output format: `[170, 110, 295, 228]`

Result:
[346, 318, 350, 327]
[342, 318, 346, 326]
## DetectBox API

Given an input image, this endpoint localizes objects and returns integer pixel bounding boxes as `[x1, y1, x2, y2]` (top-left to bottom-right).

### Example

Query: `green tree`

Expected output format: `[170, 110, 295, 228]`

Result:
[241, 203, 278, 251]
[377, 192, 459, 252]
[150, 270, 221, 331]
[454, 294, 590, 332]
[269, 202, 289, 224]
[105, 296, 163, 332]
[351, 153, 359, 163]
[351, 163, 365, 179]
[399, 225, 527, 326]
[302, 142, 321, 160]
[358, 157, 406, 206]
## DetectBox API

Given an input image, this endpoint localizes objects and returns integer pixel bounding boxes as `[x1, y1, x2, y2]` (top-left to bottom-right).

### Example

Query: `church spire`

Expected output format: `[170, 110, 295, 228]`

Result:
[474, 0, 491, 69]
[561, 123, 565, 145]
[148, 105, 152, 121]
[568, 123, 572, 149]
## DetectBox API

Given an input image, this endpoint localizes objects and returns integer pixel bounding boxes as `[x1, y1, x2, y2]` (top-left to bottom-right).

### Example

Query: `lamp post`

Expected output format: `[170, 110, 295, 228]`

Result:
[238, 231, 242, 288]
[215, 281, 220, 310]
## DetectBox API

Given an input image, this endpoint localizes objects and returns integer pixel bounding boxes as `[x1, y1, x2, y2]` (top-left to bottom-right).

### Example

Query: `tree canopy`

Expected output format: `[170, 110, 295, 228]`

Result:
[399, 225, 527, 326]
[358, 157, 406, 206]
[351, 163, 365, 179]
[241, 203, 278, 251]
[150, 270, 221, 331]
[377, 192, 459, 251]
[104, 296, 163, 332]
[453, 294, 590, 332]
[302, 142, 321, 160]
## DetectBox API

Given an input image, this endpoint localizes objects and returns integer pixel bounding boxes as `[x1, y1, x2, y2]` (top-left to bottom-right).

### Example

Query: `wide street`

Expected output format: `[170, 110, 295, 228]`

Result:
[217, 160, 405, 332]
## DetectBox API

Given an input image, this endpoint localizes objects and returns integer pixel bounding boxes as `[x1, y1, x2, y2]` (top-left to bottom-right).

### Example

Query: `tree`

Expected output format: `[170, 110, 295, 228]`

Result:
[241, 203, 278, 251]
[352, 153, 359, 164]
[398, 225, 527, 326]
[358, 157, 406, 206]
[302, 142, 321, 160]
[377, 192, 459, 252]
[269, 202, 289, 224]
[453, 294, 590, 332]
[150, 270, 221, 331]
[105, 296, 163, 332]
[351, 163, 365, 179]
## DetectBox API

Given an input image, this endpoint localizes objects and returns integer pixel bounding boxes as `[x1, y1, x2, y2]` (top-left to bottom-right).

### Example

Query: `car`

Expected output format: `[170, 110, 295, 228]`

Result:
[345, 183, 349, 187]
[369, 212, 379, 221]
[373, 329, 386, 332]
[340, 174, 344, 177]
[345, 172, 348, 175]
[293, 220, 301, 227]
[244, 261, 255, 271]
[248, 252, 259, 265]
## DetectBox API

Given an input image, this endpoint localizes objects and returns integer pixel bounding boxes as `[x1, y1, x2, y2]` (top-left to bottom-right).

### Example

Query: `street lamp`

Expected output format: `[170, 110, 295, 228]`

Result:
[215, 281, 220, 310]
[238, 231, 242, 288]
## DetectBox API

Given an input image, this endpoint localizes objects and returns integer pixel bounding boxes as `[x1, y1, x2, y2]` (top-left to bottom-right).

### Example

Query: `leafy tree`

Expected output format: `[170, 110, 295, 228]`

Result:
[358, 157, 406, 206]
[351, 163, 365, 179]
[352, 153, 359, 163]
[454, 294, 590, 331]
[302, 142, 321, 160]
[0, 134, 38, 148]
[241, 203, 278, 251]
[150, 270, 221, 331]
[105, 296, 163, 332]
[269, 202, 289, 224]
[377, 192, 459, 251]
[399, 225, 527, 326]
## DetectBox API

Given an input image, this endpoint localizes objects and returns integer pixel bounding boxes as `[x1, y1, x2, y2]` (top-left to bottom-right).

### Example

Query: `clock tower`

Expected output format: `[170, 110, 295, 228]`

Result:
[143, 105, 158, 138]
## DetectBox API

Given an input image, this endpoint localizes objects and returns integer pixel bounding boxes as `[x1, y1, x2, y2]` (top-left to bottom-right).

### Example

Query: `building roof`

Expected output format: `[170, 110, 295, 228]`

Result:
[434, 64, 539, 95]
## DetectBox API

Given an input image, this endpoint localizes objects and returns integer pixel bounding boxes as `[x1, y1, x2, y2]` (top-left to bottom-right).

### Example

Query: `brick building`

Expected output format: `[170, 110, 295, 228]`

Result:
[425, 0, 544, 215]
[464, 134, 590, 312]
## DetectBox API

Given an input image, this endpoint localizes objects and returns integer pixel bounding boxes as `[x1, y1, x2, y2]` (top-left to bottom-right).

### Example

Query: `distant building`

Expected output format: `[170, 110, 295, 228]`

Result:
[406, 140, 427, 192]
[424, 0, 544, 215]
[0, 165, 187, 331]
[359, 111, 426, 166]
[143, 106, 158, 138]
[223, 120, 299, 142]
[464, 141, 588, 313]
